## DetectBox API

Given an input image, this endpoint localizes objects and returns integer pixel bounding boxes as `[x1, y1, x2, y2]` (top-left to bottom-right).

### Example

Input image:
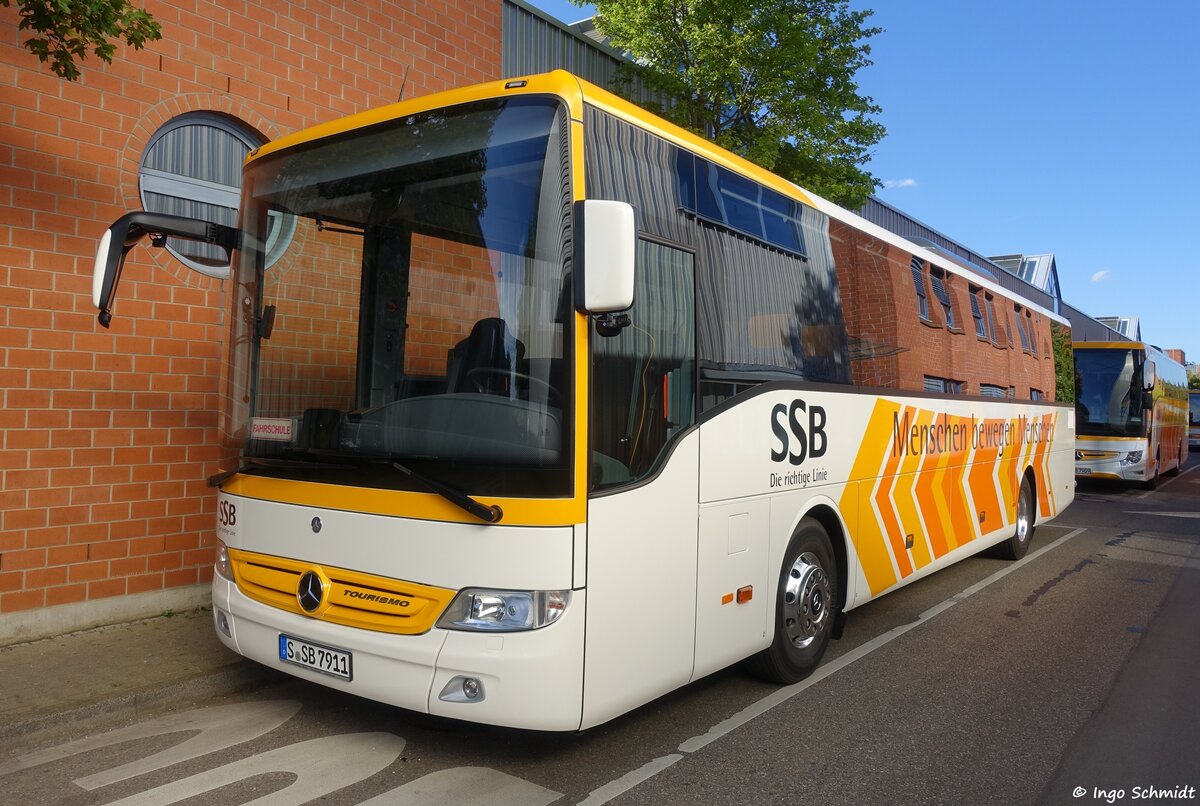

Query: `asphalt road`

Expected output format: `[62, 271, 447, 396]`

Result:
[3, 456, 1197, 805]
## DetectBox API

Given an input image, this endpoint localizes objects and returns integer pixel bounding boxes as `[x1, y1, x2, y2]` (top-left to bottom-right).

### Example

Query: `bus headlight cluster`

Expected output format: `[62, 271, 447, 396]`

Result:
[437, 589, 570, 632]
[214, 540, 234, 581]
[1120, 450, 1143, 466]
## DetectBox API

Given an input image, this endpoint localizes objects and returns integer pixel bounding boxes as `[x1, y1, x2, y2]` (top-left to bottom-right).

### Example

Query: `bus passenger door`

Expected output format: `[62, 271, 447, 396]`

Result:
[582, 241, 698, 728]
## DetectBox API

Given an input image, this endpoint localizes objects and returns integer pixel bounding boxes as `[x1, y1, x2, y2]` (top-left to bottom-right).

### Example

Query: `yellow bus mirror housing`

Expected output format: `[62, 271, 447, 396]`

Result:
[92, 212, 238, 328]
[575, 200, 635, 314]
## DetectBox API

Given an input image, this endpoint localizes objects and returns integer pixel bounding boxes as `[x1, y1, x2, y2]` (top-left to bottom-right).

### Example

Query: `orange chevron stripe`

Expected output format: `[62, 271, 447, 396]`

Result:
[917, 448, 949, 558]
[996, 417, 1022, 523]
[841, 399, 900, 595]
[967, 418, 1005, 537]
[876, 404, 914, 580]
[1034, 412, 1056, 516]
[944, 416, 976, 551]
[893, 408, 932, 572]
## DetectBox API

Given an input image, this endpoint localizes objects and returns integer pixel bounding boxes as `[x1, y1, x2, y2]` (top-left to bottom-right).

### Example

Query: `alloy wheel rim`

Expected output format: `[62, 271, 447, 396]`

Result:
[782, 551, 832, 650]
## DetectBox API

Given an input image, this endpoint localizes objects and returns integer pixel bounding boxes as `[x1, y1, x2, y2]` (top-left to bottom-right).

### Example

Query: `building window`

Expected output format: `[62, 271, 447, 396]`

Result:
[929, 267, 955, 328]
[924, 375, 963, 394]
[980, 383, 1006, 398]
[1028, 312, 1038, 356]
[139, 112, 294, 277]
[1030, 388, 1044, 400]
[1019, 258, 1038, 282]
[911, 257, 930, 320]
[984, 294, 999, 344]
[1014, 305, 1031, 352]
[969, 286, 987, 338]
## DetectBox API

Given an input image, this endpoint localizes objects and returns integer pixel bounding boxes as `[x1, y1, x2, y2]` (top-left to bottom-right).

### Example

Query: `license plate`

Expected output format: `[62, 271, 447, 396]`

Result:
[1075, 466, 1092, 475]
[278, 634, 353, 681]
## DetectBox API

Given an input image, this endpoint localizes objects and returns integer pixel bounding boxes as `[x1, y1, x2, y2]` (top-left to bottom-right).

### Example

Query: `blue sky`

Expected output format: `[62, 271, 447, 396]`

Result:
[525, 0, 1199, 364]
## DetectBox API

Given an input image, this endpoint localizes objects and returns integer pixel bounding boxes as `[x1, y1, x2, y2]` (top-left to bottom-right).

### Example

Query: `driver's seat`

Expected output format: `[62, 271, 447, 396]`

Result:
[445, 317, 525, 394]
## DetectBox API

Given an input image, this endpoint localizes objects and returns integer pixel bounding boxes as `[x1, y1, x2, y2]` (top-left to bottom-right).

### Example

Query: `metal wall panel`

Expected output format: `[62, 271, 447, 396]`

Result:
[1061, 302, 1129, 342]
[502, 0, 658, 105]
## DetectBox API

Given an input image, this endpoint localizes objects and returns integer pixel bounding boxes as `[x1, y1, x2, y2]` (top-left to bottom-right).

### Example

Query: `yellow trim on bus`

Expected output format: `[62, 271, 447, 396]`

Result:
[246, 69, 813, 214]
[1072, 341, 1150, 350]
[223, 475, 584, 527]
[248, 71, 589, 164]
[572, 80, 816, 209]
[227, 547, 456, 635]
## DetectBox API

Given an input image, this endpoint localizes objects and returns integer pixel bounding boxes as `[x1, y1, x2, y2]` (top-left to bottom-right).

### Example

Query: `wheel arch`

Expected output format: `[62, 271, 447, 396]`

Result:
[1022, 465, 1039, 523]
[797, 502, 849, 614]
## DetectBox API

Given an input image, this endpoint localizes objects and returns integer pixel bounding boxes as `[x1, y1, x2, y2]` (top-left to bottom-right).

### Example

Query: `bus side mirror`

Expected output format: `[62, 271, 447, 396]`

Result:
[575, 200, 635, 317]
[1143, 362, 1156, 391]
[92, 211, 239, 328]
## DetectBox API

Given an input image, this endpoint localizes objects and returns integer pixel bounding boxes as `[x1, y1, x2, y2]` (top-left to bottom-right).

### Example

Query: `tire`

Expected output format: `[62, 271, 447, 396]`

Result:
[994, 476, 1036, 560]
[746, 519, 838, 684]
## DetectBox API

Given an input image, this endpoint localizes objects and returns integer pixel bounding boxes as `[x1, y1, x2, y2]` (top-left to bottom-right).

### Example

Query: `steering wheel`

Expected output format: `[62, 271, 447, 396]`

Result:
[464, 368, 560, 405]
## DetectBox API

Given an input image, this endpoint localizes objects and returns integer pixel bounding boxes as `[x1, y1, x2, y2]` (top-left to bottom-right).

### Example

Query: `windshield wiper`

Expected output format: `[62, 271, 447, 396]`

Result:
[208, 455, 503, 524]
[207, 456, 356, 488]
[391, 461, 503, 524]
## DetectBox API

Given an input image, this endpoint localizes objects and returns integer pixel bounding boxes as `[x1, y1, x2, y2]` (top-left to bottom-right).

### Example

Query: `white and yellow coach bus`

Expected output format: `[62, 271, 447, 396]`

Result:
[92, 71, 1075, 730]
[1074, 341, 1188, 488]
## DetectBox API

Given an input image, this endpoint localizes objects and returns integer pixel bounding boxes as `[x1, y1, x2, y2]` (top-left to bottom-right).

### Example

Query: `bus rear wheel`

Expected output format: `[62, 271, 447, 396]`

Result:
[994, 476, 1036, 560]
[746, 519, 837, 684]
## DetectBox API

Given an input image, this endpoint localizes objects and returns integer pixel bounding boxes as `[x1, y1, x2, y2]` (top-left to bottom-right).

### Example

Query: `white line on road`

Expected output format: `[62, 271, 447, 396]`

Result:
[1126, 512, 1200, 518]
[576, 755, 684, 806]
[578, 526, 1088, 805]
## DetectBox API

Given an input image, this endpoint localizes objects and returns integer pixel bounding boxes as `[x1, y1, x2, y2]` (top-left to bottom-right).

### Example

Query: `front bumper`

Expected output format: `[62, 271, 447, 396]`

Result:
[212, 575, 586, 731]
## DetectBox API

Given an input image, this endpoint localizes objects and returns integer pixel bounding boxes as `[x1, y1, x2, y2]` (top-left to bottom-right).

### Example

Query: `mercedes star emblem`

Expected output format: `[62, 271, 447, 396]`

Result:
[297, 570, 324, 613]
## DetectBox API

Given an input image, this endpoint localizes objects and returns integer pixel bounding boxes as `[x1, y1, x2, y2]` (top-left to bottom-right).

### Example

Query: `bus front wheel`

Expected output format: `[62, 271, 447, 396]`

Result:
[746, 519, 837, 684]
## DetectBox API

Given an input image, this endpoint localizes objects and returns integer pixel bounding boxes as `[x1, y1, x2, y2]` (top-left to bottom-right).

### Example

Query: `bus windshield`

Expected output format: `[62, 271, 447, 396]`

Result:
[221, 97, 573, 497]
[1074, 348, 1146, 437]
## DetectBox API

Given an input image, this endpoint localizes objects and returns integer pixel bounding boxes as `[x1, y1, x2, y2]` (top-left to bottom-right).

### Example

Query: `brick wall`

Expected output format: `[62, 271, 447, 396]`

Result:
[0, 0, 501, 627]
[406, 235, 500, 376]
[831, 220, 1056, 399]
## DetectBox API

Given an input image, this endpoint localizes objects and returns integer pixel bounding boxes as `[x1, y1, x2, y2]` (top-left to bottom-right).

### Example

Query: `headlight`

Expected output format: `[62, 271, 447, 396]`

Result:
[437, 589, 570, 632]
[214, 540, 233, 581]
[1120, 450, 1143, 466]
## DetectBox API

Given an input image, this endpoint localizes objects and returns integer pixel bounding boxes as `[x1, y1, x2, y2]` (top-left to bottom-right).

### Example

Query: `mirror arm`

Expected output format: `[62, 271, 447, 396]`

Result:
[94, 212, 240, 328]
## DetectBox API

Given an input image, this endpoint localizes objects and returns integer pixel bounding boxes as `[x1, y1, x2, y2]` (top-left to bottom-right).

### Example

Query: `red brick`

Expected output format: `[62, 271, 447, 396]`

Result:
[45, 583, 88, 607]
[87, 578, 127, 600]
[1, 589, 46, 612]
[1, 548, 46, 572]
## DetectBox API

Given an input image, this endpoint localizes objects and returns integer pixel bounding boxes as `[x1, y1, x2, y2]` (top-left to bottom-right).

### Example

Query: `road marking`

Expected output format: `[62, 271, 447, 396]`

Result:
[359, 767, 561, 806]
[1126, 512, 1200, 519]
[0, 701, 301, 788]
[577, 755, 683, 806]
[106, 732, 405, 806]
[580, 527, 1087, 805]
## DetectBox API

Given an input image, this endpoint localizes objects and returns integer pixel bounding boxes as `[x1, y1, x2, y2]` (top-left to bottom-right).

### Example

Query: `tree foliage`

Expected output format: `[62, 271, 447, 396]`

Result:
[2, 0, 161, 81]
[578, 0, 885, 208]
[1051, 322, 1074, 403]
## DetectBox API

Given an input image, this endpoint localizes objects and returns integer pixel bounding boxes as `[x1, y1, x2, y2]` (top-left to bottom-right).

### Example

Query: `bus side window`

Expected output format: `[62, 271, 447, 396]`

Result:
[591, 241, 696, 491]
